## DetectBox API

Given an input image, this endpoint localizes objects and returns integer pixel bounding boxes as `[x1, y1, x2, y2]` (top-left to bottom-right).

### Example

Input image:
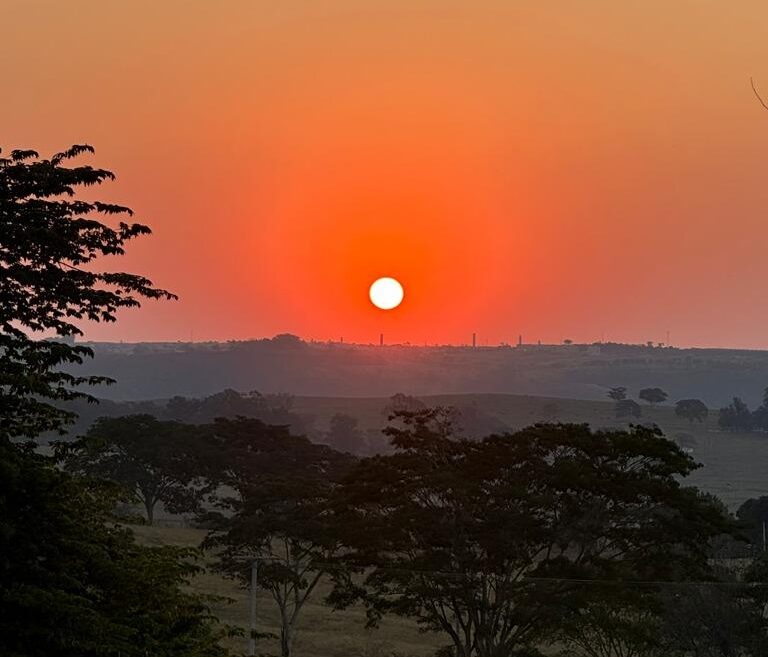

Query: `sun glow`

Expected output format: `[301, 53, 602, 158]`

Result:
[369, 277, 404, 310]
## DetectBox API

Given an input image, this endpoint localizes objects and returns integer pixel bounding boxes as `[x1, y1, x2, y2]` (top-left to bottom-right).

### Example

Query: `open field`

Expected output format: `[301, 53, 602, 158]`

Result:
[134, 525, 441, 657]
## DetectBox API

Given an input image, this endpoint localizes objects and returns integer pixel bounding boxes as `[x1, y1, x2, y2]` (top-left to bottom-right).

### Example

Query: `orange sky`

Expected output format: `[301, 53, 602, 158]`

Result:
[4, 1, 768, 347]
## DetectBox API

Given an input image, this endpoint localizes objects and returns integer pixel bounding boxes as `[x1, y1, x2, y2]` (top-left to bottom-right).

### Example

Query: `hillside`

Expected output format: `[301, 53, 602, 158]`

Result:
[75, 338, 768, 406]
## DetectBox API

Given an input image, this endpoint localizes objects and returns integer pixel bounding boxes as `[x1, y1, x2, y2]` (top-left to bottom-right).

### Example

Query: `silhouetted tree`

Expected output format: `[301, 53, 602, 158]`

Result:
[750, 387, 768, 432]
[326, 412, 363, 453]
[675, 399, 709, 424]
[271, 333, 305, 348]
[452, 402, 508, 438]
[0, 146, 174, 442]
[607, 387, 628, 402]
[719, 397, 753, 432]
[192, 417, 350, 506]
[201, 418, 354, 657]
[639, 387, 668, 406]
[658, 581, 768, 657]
[0, 145, 237, 656]
[164, 389, 314, 436]
[62, 415, 206, 524]
[330, 409, 731, 657]
[0, 418, 236, 657]
[736, 497, 768, 549]
[383, 392, 426, 418]
[557, 590, 662, 657]
[616, 399, 642, 419]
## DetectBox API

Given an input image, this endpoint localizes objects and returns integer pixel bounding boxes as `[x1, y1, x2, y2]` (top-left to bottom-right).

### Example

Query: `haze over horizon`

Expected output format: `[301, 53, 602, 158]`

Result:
[5, 1, 768, 348]
[76, 333, 768, 353]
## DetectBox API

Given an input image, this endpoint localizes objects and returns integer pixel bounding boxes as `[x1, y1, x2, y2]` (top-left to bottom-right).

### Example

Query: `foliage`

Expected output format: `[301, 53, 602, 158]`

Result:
[607, 387, 627, 402]
[192, 416, 350, 499]
[383, 393, 427, 418]
[0, 144, 234, 656]
[657, 582, 768, 657]
[452, 402, 509, 438]
[165, 389, 315, 436]
[638, 387, 668, 406]
[675, 399, 709, 424]
[556, 591, 662, 657]
[736, 496, 768, 549]
[61, 414, 207, 524]
[718, 397, 753, 432]
[615, 399, 642, 419]
[201, 417, 355, 657]
[749, 387, 768, 432]
[0, 146, 175, 442]
[0, 440, 237, 657]
[326, 412, 364, 453]
[330, 409, 731, 657]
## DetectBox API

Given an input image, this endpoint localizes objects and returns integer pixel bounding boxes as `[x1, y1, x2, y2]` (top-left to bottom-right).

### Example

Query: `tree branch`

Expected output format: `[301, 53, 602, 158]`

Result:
[751, 77, 768, 111]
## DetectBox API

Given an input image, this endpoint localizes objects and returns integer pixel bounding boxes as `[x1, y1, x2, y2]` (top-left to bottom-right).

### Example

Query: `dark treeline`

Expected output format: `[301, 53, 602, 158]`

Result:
[614, 383, 768, 433]
[51, 388, 509, 455]
[56, 406, 768, 657]
[718, 387, 768, 432]
[605, 385, 711, 426]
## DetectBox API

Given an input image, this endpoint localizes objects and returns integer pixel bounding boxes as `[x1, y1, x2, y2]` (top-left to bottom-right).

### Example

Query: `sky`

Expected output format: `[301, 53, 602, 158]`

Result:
[4, 1, 768, 348]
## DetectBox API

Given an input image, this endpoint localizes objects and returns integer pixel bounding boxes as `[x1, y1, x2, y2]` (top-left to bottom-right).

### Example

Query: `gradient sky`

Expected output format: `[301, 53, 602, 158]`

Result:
[4, 1, 768, 347]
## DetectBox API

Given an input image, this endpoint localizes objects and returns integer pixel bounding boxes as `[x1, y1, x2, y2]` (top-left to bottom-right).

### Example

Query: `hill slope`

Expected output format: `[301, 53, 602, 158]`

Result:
[76, 339, 768, 406]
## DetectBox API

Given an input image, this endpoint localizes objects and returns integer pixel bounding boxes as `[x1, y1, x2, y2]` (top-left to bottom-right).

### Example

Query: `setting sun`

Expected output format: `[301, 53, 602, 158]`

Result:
[369, 277, 404, 310]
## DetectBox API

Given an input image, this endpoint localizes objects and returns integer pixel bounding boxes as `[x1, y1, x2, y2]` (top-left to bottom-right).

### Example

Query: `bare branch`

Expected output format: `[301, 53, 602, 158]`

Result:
[750, 76, 768, 111]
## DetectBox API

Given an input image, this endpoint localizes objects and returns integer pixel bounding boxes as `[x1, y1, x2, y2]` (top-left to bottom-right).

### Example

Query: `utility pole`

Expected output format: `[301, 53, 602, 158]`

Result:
[763, 521, 766, 553]
[380, 333, 384, 346]
[248, 559, 258, 656]
[472, 333, 476, 348]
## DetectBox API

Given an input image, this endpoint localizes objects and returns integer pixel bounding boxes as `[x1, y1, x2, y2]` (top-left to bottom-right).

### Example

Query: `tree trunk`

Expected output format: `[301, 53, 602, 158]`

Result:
[280, 625, 293, 657]
[144, 498, 155, 525]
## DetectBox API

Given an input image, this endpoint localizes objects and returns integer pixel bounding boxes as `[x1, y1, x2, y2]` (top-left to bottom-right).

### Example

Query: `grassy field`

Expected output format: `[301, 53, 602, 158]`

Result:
[134, 525, 441, 657]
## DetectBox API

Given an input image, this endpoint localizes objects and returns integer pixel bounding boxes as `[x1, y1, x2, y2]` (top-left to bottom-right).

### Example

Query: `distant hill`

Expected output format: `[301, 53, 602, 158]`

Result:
[73, 337, 768, 406]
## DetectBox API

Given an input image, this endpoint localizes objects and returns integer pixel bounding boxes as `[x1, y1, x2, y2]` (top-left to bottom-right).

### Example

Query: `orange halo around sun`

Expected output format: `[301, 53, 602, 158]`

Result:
[369, 277, 404, 310]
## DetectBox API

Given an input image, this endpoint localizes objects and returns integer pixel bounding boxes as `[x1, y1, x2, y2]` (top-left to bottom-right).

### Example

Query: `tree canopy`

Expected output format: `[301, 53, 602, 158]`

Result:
[200, 417, 356, 657]
[607, 386, 628, 402]
[675, 399, 709, 424]
[0, 146, 174, 442]
[639, 387, 668, 405]
[0, 439, 236, 657]
[615, 398, 642, 419]
[330, 409, 731, 657]
[719, 397, 754, 432]
[62, 414, 207, 524]
[0, 145, 236, 656]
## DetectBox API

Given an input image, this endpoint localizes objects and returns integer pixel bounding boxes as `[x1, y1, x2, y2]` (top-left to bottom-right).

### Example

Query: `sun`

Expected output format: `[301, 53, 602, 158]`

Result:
[369, 277, 404, 310]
